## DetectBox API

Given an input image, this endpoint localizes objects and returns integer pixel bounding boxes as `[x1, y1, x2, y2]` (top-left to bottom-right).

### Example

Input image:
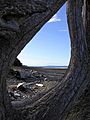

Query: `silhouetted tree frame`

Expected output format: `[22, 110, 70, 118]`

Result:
[0, 0, 89, 120]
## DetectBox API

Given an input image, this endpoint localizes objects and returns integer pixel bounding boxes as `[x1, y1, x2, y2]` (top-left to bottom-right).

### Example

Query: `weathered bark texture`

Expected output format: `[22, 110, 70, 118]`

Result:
[0, 0, 89, 120]
[0, 1, 66, 120]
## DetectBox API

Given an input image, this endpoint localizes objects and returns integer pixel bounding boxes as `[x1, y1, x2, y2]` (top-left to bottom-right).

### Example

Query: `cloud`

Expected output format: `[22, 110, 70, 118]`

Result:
[48, 14, 61, 23]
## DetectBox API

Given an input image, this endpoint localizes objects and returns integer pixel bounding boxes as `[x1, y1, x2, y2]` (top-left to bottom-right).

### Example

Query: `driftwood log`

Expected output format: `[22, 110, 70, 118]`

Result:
[0, 0, 89, 120]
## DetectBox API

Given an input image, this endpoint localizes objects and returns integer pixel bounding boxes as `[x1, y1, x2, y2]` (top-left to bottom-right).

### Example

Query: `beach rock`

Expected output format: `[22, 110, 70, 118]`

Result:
[15, 70, 32, 79]
[13, 58, 22, 66]
[8, 85, 17, 92]
[44, 78, 47, 81]
[36, 83, 43, 87]
[17, 82, 27, 92]
[9, 91, 21, 100]
[17, 82, 35, 92]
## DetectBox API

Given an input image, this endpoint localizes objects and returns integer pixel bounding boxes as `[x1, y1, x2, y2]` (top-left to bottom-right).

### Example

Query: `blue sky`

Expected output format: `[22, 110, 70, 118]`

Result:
[18, 4, 71, 66]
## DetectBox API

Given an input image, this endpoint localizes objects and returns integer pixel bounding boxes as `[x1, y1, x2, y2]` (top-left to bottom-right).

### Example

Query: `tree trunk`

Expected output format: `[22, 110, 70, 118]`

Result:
[0, 0, 66, 120]
[14, 1, 89, 120]
[0, 0, 89, 120]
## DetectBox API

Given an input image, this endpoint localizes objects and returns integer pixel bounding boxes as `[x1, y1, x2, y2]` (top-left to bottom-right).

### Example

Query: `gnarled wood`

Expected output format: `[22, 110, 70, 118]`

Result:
[0, 0, 89, 120]
[0, 0, 66, 120]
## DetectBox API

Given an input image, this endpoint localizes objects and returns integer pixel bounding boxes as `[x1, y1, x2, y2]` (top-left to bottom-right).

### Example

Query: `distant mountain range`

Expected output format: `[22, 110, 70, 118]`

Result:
[38, 66, 68, 69]
[26, 65, 68, 69]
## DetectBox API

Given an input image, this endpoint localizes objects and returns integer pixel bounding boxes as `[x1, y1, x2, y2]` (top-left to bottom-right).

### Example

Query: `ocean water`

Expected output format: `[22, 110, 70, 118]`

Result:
[28, 65, 68, 69]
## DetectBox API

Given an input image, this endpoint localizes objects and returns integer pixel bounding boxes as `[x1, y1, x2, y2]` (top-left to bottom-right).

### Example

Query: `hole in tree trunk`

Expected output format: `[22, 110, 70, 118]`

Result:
[7, 4, 71, 108]
[0, 1, 89, 120]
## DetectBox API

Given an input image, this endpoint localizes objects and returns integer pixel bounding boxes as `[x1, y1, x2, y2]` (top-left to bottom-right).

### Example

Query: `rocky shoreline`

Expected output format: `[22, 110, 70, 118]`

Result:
[7, 66, 66, 102]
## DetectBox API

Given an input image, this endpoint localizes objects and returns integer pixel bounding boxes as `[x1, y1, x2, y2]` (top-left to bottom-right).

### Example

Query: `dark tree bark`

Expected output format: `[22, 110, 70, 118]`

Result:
[0, 0, 89, 120]
[0, 1, 66, 119]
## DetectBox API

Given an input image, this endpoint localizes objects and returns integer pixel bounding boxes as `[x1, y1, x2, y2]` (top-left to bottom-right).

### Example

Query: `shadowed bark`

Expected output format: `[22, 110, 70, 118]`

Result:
[0, 0, 89, 120]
